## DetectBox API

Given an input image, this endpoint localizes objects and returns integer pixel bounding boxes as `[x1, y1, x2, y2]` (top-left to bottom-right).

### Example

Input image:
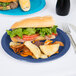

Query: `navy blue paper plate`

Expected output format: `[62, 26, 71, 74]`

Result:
[1, 28, 70, 63]
[0, 0, 46, 16]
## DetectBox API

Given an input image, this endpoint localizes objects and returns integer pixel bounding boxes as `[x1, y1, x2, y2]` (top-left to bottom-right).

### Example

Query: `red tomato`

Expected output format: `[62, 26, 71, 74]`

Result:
[47, 33, 58, 38]
[47, 35, 52, 37]
[52, 33, 58, 36]
[22, 34, 39, 41]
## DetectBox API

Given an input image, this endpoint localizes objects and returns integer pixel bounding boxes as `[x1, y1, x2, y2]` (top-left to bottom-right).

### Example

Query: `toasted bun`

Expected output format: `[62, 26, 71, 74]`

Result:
[11, 16, 55, 29]
[0, 0, 17, 2]
[11, 37, 18, 42]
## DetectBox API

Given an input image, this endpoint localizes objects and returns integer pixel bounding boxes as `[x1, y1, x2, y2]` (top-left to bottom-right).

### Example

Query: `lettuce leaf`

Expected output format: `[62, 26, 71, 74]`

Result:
[6, 28, 23, 38]
[37, 28, 52, 37]
[6, 25, 58, 38]
[15, 28, 23, 38]
[51, 25, 58, 33]
[23, 28, 36, 35]
[6, 30, 12, 35]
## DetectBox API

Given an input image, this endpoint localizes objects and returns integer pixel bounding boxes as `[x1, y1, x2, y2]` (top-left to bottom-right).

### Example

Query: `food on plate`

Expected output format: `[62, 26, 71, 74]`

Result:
[44, 40, 53, 45]
[6, 16, 58, 42]
[32, 40, 44, 47]
[19, 0, 30, 11]
[10, 41, 21, 46]
[0, 0, 31, 11]
[6, 16, 64, 59]
[53, 41, 64, 46]
[44, 40, 64, 46]
[10, 42, 33, 57]
[39, 44, 60, 57]
[40, 54, 48, 59]
[24, 41, 41, 59]
[10, 40, 64, 59]
[20, 50, 33, 57]
[0, 0, 18, 10]
[10, 41, 46, 59]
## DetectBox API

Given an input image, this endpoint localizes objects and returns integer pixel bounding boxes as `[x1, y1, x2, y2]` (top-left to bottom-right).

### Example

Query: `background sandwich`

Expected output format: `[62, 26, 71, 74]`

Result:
[0, 0, 18, 10]
[6, 16, 58, 42]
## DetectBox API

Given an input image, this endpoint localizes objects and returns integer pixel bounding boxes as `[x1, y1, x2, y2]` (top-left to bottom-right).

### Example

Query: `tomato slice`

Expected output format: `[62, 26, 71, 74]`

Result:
[47, 33, 58, 38]
[22, 34, 39, 41]
[52, 33, 58, 36]
[18, 33, 58, 41]
[47, 35, 52, 37]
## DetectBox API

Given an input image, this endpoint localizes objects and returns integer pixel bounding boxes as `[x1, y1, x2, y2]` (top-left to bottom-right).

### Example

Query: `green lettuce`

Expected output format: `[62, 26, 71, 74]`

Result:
[36, 27, 52, 37]
[6, 25, 58, 38]
[51, 25, 58, 33]
[23, 28, 36, 35]
[6, 28, 23, 38]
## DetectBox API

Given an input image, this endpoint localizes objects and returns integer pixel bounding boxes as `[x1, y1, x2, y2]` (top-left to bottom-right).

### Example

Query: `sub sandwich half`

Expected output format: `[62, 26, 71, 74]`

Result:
[0, 0, 18, 10]
[7, 16, 58, 42]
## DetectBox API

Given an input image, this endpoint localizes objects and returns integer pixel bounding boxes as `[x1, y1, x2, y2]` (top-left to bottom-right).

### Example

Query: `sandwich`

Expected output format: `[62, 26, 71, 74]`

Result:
[6, 16, 64, 59]
[6, 16, 58, 42]
[19, 0, 30, 11]
[0, 0, 18, 10]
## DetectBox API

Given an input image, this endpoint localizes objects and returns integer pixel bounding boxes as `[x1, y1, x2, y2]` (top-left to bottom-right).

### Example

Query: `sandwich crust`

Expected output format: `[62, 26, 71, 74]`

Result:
[0, 0, 17, 2]
[11, 16, 55, 29]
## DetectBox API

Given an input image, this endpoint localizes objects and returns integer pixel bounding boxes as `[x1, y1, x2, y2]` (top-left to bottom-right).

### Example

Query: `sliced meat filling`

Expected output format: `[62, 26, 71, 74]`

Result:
[9, 2, 18, 9]
[12, 34, 56, 42]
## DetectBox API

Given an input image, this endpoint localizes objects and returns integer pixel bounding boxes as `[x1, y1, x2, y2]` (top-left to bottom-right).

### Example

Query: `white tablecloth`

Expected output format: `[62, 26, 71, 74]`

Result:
[0, 0, 76, 76]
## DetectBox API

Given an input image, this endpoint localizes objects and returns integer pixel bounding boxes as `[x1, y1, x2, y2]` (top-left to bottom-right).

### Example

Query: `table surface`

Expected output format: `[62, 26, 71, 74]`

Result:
[0, 0, 76, 76]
